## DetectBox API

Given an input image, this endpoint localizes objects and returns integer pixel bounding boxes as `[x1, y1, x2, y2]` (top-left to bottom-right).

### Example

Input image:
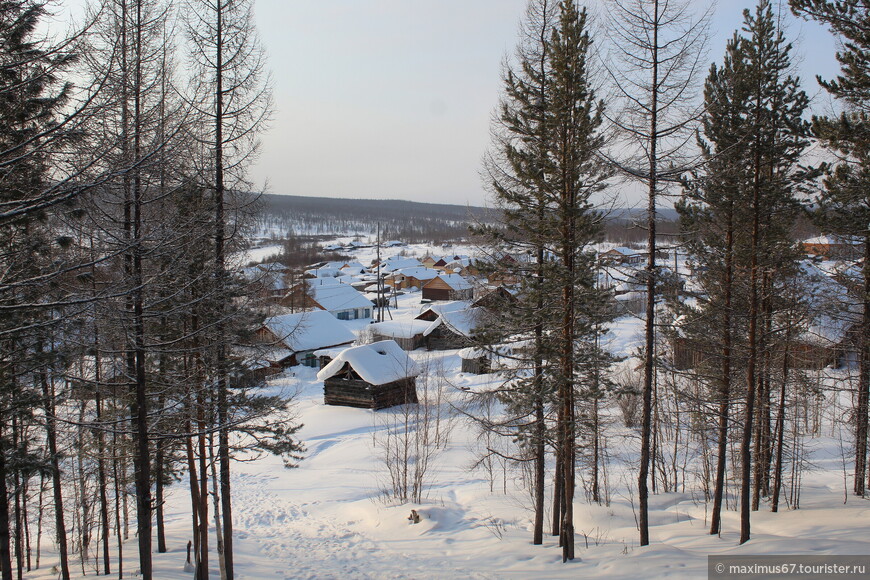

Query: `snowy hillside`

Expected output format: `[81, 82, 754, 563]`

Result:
[24, 242, 870, 579]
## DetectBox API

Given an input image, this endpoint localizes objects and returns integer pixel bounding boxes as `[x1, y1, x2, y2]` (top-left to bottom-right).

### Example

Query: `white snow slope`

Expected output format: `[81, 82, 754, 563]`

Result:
[24, 243, 870, 580]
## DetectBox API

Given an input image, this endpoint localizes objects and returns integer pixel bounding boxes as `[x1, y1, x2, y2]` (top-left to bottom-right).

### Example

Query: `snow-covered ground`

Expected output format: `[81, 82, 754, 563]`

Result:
[25, 243, 870, 580]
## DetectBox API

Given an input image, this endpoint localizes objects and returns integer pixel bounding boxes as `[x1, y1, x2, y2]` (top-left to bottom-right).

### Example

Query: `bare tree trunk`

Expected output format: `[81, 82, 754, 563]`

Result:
[93, 309, 111, 576]
[113, 431, 124, 579]
[12, 419, 22, 580]
[155, 438, 167, 554]
[533, 396, 545, 545]
[130, 3, 153, 574]
[0, 437, 13, 580]
[40, 366, 70, 579]
[639, 0, 660, 548]
[771, 325, 791, 512]
[34, 473, 44, 571]
[740, 138, 762, 546]
[855, 238, 870, 496]
[21, 474, 29, 574]
[552, 452, 562, 538]
[210, 435, 227, 580]
[711, 212, 733, 535]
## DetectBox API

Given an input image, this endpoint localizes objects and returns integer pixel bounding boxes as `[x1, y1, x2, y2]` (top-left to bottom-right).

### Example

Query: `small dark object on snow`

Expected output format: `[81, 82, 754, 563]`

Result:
[408, 509, 421, 524]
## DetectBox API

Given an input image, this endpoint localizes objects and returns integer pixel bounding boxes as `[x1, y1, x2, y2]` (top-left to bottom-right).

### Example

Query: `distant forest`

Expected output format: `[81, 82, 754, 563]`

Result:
[254, 193, 684, 245]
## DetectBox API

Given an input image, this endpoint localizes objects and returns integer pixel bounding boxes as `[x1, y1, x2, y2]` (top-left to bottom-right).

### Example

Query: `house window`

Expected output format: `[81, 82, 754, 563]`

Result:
[363, 308, 371, 318]
[301, 353, 318, 368]
[337, 311, 349, 320]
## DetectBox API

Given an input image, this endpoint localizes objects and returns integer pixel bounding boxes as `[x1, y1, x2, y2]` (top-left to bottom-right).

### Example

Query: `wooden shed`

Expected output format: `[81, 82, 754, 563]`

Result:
[317, 341, 420, 409]
[458, 348, 491, 374]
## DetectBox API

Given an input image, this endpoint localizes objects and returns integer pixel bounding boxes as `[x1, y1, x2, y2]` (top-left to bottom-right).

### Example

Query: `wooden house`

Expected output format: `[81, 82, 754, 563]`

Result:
[281, 279, 373, 320]
[423, 307, 482, 350]
[241, 263, 290, 301]
[258, 310, 356, 367]
[368, 319, 431, 351]
[670, 261, 859, 371]
[384, 267, 439, 290]
[376, 257, 424, 274]
[801, 235, 861, 259]
[670, 337, 705, 370]
[600, 247, 644, 265]
[422, 274, 474, 301]
[317, 341, 419, 409]
[420, 255, 438, 268]
[415, 301, 470, 322]
[444, 258, 478, 277]
[473, 286, 517, 310]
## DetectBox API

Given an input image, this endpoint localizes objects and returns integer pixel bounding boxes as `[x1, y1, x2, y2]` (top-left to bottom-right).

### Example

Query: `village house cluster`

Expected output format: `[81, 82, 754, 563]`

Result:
[238, 233, 864, 410]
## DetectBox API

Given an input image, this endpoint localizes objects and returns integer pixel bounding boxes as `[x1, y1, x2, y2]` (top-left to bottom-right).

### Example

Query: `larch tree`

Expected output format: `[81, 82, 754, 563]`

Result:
[602, 0, 710, 547]
[184, 1, 273, 577]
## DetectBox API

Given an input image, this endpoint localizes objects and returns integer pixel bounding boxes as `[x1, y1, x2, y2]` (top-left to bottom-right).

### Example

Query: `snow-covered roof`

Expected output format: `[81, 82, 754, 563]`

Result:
[306, 277, 341, 287]
[457, 345, 513, 359]
[317, 340, 420, 385]
[236, 345, 294, 369]
[422, 307, 482, 338]
[311, 347, 347, 359]
[604, 246, 641, 256]
[431, 273, 473, 291]
[802, 235, 860, 246]
[388, 267, 439, 280]
[263, 310, 356, 353]
[379, 257, 423, 272]
[305, 267, 343, 278]
[416, 300, 470, 320]
[369, 319, 432, 339]
[308, 283, 374, 312]
[445, 258, 472, 269]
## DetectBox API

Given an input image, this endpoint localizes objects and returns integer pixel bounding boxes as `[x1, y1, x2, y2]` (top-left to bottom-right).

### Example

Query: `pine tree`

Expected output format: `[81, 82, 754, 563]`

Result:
[790, 0, 870, 497]
[0, 3, 79, 578]
[480, 0, 612, 561]
[679, 0, 808, 543]
[478, 0, 557, 547]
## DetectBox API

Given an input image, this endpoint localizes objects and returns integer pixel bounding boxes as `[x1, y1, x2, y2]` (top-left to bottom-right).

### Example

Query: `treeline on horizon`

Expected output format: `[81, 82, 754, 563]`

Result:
[255, 193, 696, 245]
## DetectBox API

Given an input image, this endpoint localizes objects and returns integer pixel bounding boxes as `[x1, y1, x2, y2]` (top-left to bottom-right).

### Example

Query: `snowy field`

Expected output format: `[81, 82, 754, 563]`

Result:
[26, 243, 870, 580]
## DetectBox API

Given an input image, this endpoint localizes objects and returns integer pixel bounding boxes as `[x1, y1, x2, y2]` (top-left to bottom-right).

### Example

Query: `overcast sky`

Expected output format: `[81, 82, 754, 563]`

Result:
[52, 1, 841, 207]
[249, 0, 838, 207]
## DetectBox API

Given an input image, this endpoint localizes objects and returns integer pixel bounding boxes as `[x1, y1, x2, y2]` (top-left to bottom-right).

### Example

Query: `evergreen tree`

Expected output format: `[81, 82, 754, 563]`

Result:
[480, 0, 612, 561]
[790, 0, 870, 497]
[0, 3, 79, 578]
[679, 0, 808, 543]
